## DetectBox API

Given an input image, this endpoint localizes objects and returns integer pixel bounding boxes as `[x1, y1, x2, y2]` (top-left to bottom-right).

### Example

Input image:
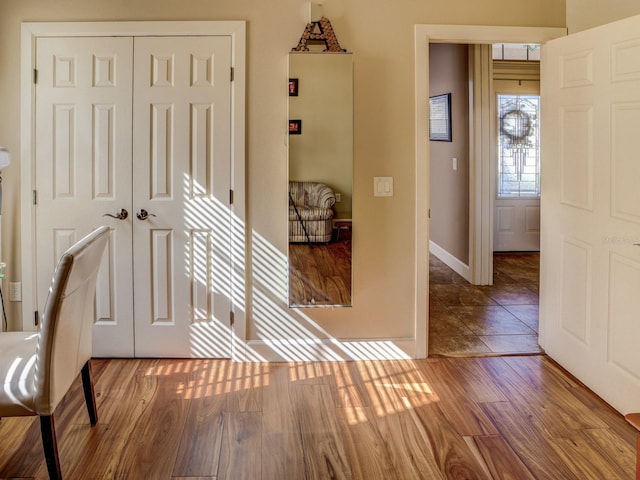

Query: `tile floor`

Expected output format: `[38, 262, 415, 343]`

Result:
[429, 252, 542, 356]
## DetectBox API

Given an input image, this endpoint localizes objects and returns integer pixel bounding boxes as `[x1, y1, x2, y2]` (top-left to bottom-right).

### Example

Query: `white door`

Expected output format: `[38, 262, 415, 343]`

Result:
[541, 14, 640, 414]
[35, 37, 135, 357]
[132, 36, 233, 357]
[35, 35, 233, 358]
[494, 83, 541, 252]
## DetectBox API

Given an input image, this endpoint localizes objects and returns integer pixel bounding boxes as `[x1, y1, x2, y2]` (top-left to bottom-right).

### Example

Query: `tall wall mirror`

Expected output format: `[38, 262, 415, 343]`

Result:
[288, 52, 354, 307]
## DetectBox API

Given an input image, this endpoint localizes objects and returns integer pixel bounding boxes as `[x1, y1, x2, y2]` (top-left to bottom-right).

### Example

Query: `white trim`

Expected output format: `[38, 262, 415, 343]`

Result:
[429, 240, 471, 282]
[468, 44, 494, 286]
[414, 24, 566, 356]
[20, 21, 246, 37]
[420, 25, 567, 45]
[20, 25, 37, 331]
[20, 22, 247, 352]
[244, 338, 416, 362]
[414, 27, 429, 358]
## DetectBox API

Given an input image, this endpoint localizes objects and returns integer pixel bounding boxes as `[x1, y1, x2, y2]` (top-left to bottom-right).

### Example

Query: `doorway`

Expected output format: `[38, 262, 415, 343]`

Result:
[413, 25, 565, 357]
[427, 42, 543, 355]
[493, 59, 541, 252]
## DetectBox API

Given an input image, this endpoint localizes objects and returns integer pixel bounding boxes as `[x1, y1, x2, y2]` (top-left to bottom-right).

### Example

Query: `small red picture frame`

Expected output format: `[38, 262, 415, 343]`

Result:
[289, 119, 302, 134]
[289, 78, 299, 96]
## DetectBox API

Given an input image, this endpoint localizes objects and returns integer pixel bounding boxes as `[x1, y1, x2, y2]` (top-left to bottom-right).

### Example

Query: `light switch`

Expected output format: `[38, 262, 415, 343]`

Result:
[452, 157, 458, 171]
[9, 282, 21, 302]
[374, 177, 393, 197]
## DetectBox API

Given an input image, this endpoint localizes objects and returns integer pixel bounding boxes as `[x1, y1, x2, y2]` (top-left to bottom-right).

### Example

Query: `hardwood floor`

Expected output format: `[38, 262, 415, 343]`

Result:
[0, 356, 635, 479]
[429, 253, 541, 356]
[289, 233, 351, 306]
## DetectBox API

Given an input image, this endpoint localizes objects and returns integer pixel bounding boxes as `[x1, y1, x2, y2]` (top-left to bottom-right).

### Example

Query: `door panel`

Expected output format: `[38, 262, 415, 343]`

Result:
[541, 14, 640, 414]
[494, 199, 540, 251]
[132, 36, 232, 357]
[35, 37, 135, 357]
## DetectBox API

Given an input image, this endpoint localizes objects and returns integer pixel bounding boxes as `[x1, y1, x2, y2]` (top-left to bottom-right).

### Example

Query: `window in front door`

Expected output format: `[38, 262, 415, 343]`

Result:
[497, 94, 541, 198]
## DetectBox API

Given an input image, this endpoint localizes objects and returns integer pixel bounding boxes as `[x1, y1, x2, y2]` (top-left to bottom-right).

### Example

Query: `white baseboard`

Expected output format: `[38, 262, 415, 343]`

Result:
[429, 240, 471, 282]
[233, 338, 416, 362]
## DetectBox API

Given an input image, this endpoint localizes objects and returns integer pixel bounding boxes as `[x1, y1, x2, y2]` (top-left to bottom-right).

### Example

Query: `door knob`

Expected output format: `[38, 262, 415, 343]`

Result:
[136, 209, 156, 221]
[103, 208, 128, 220]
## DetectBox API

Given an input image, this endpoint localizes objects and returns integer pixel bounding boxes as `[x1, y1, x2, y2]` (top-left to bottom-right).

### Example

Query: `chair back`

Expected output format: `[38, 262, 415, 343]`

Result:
[289, 181, 336, 209]
[34, 226, 110, 415]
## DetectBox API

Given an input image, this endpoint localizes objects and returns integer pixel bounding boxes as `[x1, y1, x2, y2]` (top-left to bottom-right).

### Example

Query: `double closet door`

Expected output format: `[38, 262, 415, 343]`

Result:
[34, 35, 233, 358]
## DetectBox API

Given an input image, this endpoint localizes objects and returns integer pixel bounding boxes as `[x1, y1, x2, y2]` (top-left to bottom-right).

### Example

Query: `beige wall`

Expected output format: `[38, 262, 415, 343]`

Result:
[429, 43, 470, 265]
[567, 0, 640, 32]
[0, 0, 565, 353]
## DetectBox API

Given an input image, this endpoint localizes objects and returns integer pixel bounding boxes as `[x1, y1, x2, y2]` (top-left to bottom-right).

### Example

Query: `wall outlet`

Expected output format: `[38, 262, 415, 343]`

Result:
[335, 192, 341, 202]
[9, 282, 22, 302]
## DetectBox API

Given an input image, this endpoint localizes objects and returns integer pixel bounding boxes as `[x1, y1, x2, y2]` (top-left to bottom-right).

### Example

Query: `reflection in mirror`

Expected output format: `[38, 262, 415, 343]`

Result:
[288, 52, 353, 307]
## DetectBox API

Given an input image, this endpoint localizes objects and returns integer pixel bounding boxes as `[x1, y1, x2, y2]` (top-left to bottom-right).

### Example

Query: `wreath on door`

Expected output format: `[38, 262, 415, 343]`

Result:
[500, 108, 532, 144]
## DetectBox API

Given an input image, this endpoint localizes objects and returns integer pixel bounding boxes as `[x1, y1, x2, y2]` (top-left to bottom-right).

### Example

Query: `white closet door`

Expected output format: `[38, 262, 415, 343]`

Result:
[132, 36, 233, 357]
[35, 35, 234, 358]
[35, 37, 135, 357]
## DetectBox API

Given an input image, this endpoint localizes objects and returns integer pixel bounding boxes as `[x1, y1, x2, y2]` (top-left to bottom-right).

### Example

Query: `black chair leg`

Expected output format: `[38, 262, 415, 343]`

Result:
[40, 415, 62, 480]
[81, 361, 98, 426]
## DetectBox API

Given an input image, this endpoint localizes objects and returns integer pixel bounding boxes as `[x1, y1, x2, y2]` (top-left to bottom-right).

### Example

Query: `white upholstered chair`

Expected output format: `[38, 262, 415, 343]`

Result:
[0, 226, 110, 480]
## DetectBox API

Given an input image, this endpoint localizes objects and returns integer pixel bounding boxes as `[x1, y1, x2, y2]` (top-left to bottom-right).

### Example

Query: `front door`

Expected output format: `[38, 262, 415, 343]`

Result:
[541, 14, 640, 414]
[35, 35, 233, 358]
[494, 84, 541, 252]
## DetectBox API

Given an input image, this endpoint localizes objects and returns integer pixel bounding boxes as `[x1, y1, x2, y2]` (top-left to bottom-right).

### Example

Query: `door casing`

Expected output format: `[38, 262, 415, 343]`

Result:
[413, 24, 566, 357]
[20, 21, 247, 358]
